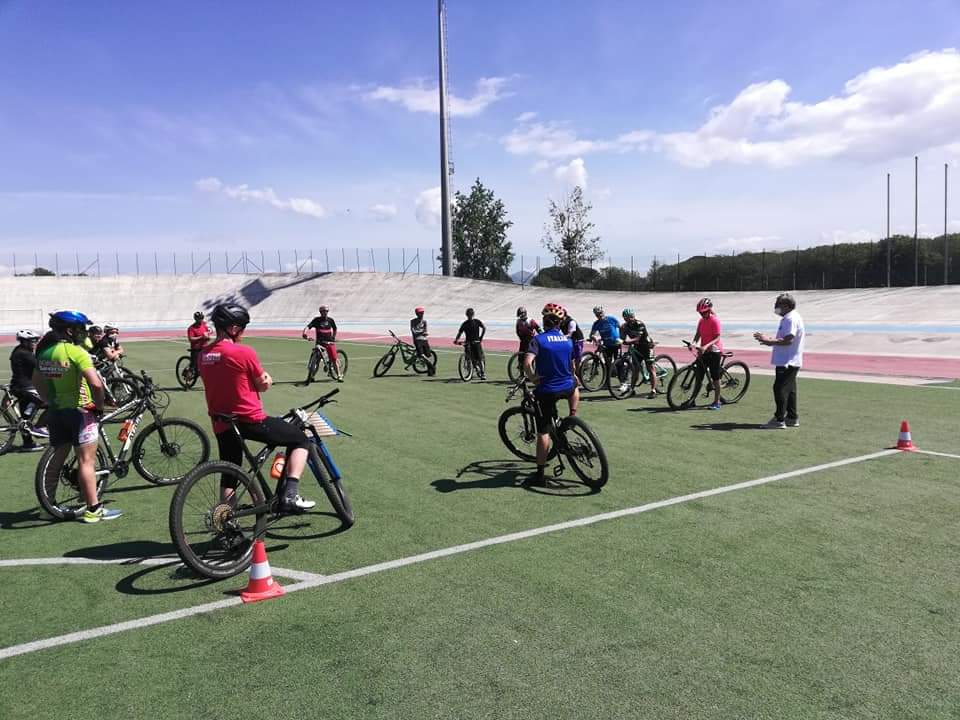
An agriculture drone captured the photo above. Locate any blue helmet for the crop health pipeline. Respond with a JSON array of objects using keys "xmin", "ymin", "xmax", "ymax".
[{"xmin": 49, "ymin": 310, "xmax": 92, "ymax": 328}]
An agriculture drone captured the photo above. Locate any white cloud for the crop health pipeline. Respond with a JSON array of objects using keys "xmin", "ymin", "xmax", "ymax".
[
  {"xmin": 195, "ymin": 177, "xmax": 326, "ymax": 219},
  {"xmin": 366, "ymin": 77, "xmax": 509, "ymax": 118},
  {"xmin": 502, "ymin": 122, "xmax": 612, "ymax": 159},
  {"xmin": 554, "ymin": 157, "xmax": 588, "ymax": 188},
  {"xmin": 370, "ymin": 203, "xmax": 398, "ymax": 221},
  {"xmin": 415, "ymin": 187, "xmax": 442, "ymax": 226},
  {"xmin": 715, "ymin": 235, "xmax": 784, "ymax": 251},
  {"xmin": 515, "ymin": 111, "xmax": 538, "ymax": 123},
  {"xmin": 820, "ymin": 229, "xmax": 874, "ymax": 244}
]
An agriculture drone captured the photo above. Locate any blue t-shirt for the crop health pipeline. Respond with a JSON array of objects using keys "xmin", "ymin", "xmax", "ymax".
[
  {"xmin": 527, "ymin": 328, "xmax": 575, "ymax": 394},
  {"xmin": 590, "ymin": 316, "xmax": 622, "ymax": 348}
]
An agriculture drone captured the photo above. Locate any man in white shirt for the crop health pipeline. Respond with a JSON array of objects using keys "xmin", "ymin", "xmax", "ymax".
[{"xmin": 753, "ymin": 293, "xmax": 804, "ymax": 429}]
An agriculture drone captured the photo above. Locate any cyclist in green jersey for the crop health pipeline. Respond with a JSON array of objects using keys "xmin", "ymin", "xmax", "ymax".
[
  {"xmin": 619, "ymin": 308, "xmax": 660, "ymax": 399},
  {"xmin": 34, "ymin": 310, "xmax": 119, "ymax": 523}
]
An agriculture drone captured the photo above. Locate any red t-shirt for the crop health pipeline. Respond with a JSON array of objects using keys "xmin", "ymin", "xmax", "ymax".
[
  {"xmin": 696, "ymin": 314, "xmax": 723, "ymax": 352},
  {"xmin": 198, "ymin": 339, "xmax": 268, "ymax": 433},
  {"xmin": 187, "ymin": 322, "xmax": 211, "ymax": 350}
]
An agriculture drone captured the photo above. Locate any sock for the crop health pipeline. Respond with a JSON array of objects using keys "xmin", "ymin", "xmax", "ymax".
[
  {"xmin": 536, "ymin": 465, "xmax": 545, "ymax": 478},
  {"xmin": 89, "ymin": 503, "xmax": 102, "ymax": 512},
  {"xmin": 284, "ymin": 478, "xmax": 300, "ymax": 500}
]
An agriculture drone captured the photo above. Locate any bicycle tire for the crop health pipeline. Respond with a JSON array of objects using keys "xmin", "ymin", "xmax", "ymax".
[
  {"xmin": 506, "ymin": 352, "xmax": 522, "ymax": 383},
  {"xmin": 607, "ymin": 355, "xmax": 638, "ymax": 400},
  {"xmin": 108, "ymin": 376, "xmax": 138, "ymax": 407},
  {"xmin": 719, "ymin": 361, "xmax": 751, "ymax": 405},
  {"xmin": 132, "ymin": 417, "xmax": 211, "ymax": 485},
  {"xmin": 169, "ymin": 461, "xmax": 266, "ymax": 579},
  {"xmin": 307, "ymin": 348, "xmax": 321, "ymax": 382},
  {"xmin": 497, "ymin": 406, "xmax": 539, "ymax": 462},
  {"xmin": 667, "ymin": 365, "xmax": 701, "ymax": 410},
  {"xmin": 653, "ymin": 354, "xmax": 677, "ymax": 388},
  {"xmin": 333, "ymin": 349, "xmax": 348, "ymax": 378},
  {"xmin": 0, "ymin": 403, "xmax": 18, "ymax": 454},
  {"xmin": 35, "ymin": 444, "xmax": 109, "ymax": 520},
  {"xmin": 557, "ymin": 416, "xmax": 609, "ymax": 489},
  {"xmin": 373, "ymin": 349, "xmax": 396, "ymax": 377},
  {"xmin": 307, "ymin": 442, "xmax": 354, "ymax": 527},
  {"xmin": 175, "ymin": 356, "xmax": 198, "ymax": 390},
  {"xmin": 578, "ymin": 352, "xmax": 607, "ymax": 392},
  {"xmin": 458, "ymin": 353, "xmax": 472, "ymax": 381}
]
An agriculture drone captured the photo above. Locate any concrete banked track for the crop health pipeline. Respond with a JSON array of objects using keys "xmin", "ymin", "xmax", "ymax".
[{"xmin": 1, "ymin": 273, "xmax": 958, "ymax": 380}]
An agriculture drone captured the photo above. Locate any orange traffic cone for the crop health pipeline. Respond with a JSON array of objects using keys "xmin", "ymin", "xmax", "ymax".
[
  {"xmin": 239, "ymin": 539, "xmax": 286, "ymax": 603},
  {"xmin": 892, "ymin": 420, "xmax": 918, "ymax": 452}
]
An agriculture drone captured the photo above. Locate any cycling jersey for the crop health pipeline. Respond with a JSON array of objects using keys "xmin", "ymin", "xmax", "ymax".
[
  {"xmin": 516, "ymin": 318, "xmax": 540, "ymax": 341},
  {"xmin": 590, "ymin": 316, "xmax": 622, "ymax": 348},
  {"xmin": 9, "ymin": 345, "xmax": 37, "ymax": 391},
  {"xmin": 527, "ymin": 328, "xmax": 576, "ymax": 394},
  {"xmin": 696, "ymin": 314, "xmax": 723, "ymax": 352},
  {"xmin": 307, "ymin": 316, "xmax": 337, "ymax": 343},
  {"xmin": 456, "ymin": 318, "xmax": 485, "ymax": 344},
  {"xmin": 36, "ymin": 340, "xmax": 94, "ymax": 410},
  {"xmin": 410, "ymin": 318, "xmax": 428, "ymax": 341},
  {"xmin": 187, "ymin": 321, "xmax": 211, "ymax": 350},
  {"xmin": 198, "ymin": 339, "xmax": 268, "ymax": 434},
  {"xmin": 621, "ymin": 320, "xmax": 652, "ymax": 350},
  {"xmin": 561, "ymin": 317, "xmax": 584, "ymax": 342}
]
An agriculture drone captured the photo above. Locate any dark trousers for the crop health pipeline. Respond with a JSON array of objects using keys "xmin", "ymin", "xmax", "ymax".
[{"xmin": 773, "ymin": 366, "xmax": 799, "ymax": 421}]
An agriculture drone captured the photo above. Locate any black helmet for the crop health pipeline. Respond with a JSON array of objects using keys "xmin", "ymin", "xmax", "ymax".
[
  {"xmin": 193, "ymin": 311, "xmax": 204, "ymax": 321},
  {"xmin": 211, "ymin": 303, "xmax": 251, "ymax": 331},
  {"xmin": 517, "ymin": 306, "xmax": 527, "ymax": 318},
  {"xmin": 88, "ymin": 325, "xmax": 103, "ymax": 335},
  {"xmin": 465, "ymin": 307, "xmax": 475, "ymax": 317}
]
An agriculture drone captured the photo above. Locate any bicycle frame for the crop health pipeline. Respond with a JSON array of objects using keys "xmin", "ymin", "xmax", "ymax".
[
  {"xmin": 388, "ymin": 331, "xmax": 422, "ymax": 366},
  {"xmin": 504, "ymin": 379, "xmax": 571, "ymax": 475}
]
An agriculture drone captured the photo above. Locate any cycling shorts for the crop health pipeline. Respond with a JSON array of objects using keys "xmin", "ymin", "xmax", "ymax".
[
  {"xmin": 317, "ymin": 341, "xmax": 338, "ymax": 360},
  {"xmin": 533, "ymin": 388, "xmax": 574, "ymax": 434},
  {"xmin": 702, "ymin": 351, "xmax": 722, "ymax": 381},
  {"xmin": 215, "ymin": 416, "xmax": 310, "ymax": 488},
  {"xmin": 48, "ymin": 408, "xmax": 98, "ymax": 447},
  {"xmin": 571, "ymin": 340, "xmax": 584, "ymax": 361}
]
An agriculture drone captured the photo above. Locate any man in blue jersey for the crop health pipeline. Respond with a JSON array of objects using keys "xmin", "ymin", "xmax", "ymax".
[
  {"xmin": 523, "ymin": 302, "xmax": 579, "ymax": 487},
  {"xmin": 589, "ymin": 305, "xmax": 623, "ymax": 367}
]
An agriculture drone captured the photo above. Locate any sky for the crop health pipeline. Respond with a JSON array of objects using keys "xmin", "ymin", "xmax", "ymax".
[{"xmin": 1, "ymin": 0, "xmax": 959, "ymax": 264}]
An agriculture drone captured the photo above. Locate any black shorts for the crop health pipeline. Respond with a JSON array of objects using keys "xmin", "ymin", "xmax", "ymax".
[
  {"xmin": 48, "ymin": 408, "xmax": 99, "ymax": 447},
  {"xmin": 465, "ymin": 341, "xmax": 484, "ymax": 363},
  {"xmin": 533, "ymin": 388, "xmax": 574, "ymax": 433},
  {"xmin": 215, "ymin": 416, "xmax": 310, "ymax": 479},
  {"xmin": 702, "ymin": 351, "xmax": 722, "ymax": 381},
  {"xmin": 12, "ymin": 387, "xmax": 43, "ymax": 420}
]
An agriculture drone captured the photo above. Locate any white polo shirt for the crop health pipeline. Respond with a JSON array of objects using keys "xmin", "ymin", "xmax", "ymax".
[{"xmin": 771, "ymin": 310, "xmax": 804, "ymax": 368}]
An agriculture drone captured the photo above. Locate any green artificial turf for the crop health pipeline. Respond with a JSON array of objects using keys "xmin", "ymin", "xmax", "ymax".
[{"xmin": 1, "ymin": 338, "xmax": 958, "ymax": 719}]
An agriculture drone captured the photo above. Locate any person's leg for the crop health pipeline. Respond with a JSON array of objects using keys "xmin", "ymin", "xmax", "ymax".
[
  {"xmin": 215, "ymin": 429, "xmax": 243, "ymax": 501},
  {"xmin": 785, "ymin": 367, "xmax": 799, "ymax": 423},
  {"xmin": 772, "ymin": 366, "xmax": 787, "ymax": 421},
  {"xmin": 325, "ymin": 342, "xmax": 341, "ymax": 377},
  {"xmin": 526, "ymin": 395, "xmax": 557, "ymax": 486},
  {"xmin": 476, "ymin": 343, "xmax": 486, "ymax": 377},
  {"xmin": 15, "ymin": 391, "xmax": 37, "ymax": 447},
  {"xmin": 240, "ymin": 417, "xmax": 313, "ymax": 508},
  {"xmin": 76, "ymin": 441, "xmax": 101, "ymax": 507}
]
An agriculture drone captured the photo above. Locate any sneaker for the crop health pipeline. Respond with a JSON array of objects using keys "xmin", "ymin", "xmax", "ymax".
[
  {"xmin": 280, "ymin": 495, "xmax": 316, "ymax": 513},
  {"xmin": 619, "ymin": 383, "xmax": 630, "ymax": 394},
  {"xmin": 20, "ymin": 443, "xmax": 45, "ymax": 453},
  {"xmin": 708, "ymin": 402, "xmax": 722, "ymax": 410},
  {"xmin": 30, "ymin": 428, "xmax": 50, "ymax": 438},
  {"xmin": 762, "ymin": 417, "xmax": 787, "ymax": 429},
  {"xmin": 785, "ymin": 418, "xmax": 800, "ymax": 427},
  {"xmin": 646, "ymin": 391, "xmax": 657, "ymax": 400},
  {"xmin": 336, "ymin": 375, "xmax": 345, "ymax": 383},
  {"xmin": 79, "ymin": 506, "xmax": 123, "ymax": 523}
]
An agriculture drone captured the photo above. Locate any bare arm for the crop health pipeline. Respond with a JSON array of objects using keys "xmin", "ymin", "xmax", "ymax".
[
  {"xmin": 522, "ymin": 353, "xmax": 538, "ymax": 383},
  {"xmin": 32, "ymin": 370, "xmax": 48, "ymax": 404},
  {"xmin": 80, "ymin": 367, "xmax": 106, "ymax": 410}
]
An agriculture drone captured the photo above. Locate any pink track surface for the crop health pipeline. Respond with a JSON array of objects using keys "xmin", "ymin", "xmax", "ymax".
[{"xmin": 4, "ymin": 328, "xmax": 959, "ymax": 379}]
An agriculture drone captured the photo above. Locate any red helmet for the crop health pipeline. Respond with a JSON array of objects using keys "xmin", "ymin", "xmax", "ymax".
[
  {"xmin": 541, "ymin": 303, "xmax": 567, "ymax": 321},
  {"xmin": 696, "ymin": 297, "xmax": 713, "ymax": 313},
  {"xmin": 414, "ymin": 307, "xmax": 425, "ymax": 314}
]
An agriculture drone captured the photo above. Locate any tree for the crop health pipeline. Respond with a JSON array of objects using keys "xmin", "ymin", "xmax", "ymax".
[
  {"xmin": 541, "ymin": 186, "xmax": 602, "ymax": 287},
  {"xmin": 451, "ymin": 178, "xmax": 514, "ymax": 282}
]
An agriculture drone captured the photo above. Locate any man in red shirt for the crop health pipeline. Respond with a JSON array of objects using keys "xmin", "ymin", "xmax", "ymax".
[
  {"xmin": 187, "ymin": 311, "xmax": 212, "ymax": 375},
  {"xmin": 198, "ymin": 304, "xmax": 315, "ymax": 512},
  {"xmin": 692, "ymin": 297, "xmax": 723, "ymax": 410},
  {"xmin": 301, "ymin": 305, "xmax": 342, "ymax": 382}
]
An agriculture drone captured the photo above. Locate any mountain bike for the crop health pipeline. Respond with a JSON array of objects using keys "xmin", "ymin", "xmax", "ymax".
[
  {"xmin": 35, "ymin": 371, "xmax": 211, "ymax": 520},
  {"xmin": 456, "ymin": 340, "xmax": 486, "ymax": 381},
  {"xmin": 175, "ymin": 351, "xmax": 200, "ymax": 390},
  {"xmin": 169, "ymin": 388, "xmax": 353, "ymax": 579},
  {"xmin": 607, "ymin": 346, "xmax": 677, "ymax": 400},
  {"xmin": 577, "ymin": 341, "xmax": 621, "ymax": 392},
  {"xmin": 305, "ymin": 340, "xmax": 348, "ymax": 383},
  {"xmin": 0, "ymin": 385, "xmax": 48, "ymax": 454},
  {"xmin": 497, "ymin": 379, "xmax": 608, "ymax": 489},
  {"xmin": 666, "ymin": 340, "xmax": 751, "ymax": 410},
  {"xmin": 507, "ymin": 352, "xmax": 537, "ymax": 383},
  {"xmin": 373, "ymin": 330, "xmax": 437, "ymax": 377},
  {"xmin": 97, "ymin": 357, "xmax": 139, "ymax": 405}
]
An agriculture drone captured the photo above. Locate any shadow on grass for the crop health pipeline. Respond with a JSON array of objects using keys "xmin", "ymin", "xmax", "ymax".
[
  {"xmin": 690, "ymin": 422, "xmax": 768, "ymax": 431},
  {"xmin": 0, "ymin": 506, "xmax": 59, "ymax": 530},
  {"xmin": 627, "ymin": 406, "xmax": 676, "ymax": 414},
  {"xmin": 264, "ymin": 510, "xmax": 351, "ymax": 542},
  {"xmin": 432, "ymin": 460, "xmax": 597, "ymax": 497}
]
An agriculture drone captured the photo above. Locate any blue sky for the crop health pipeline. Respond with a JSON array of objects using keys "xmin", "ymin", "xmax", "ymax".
[{"xmin": 1, "ymin": 0, "xmax": 959, "ymax": 264}]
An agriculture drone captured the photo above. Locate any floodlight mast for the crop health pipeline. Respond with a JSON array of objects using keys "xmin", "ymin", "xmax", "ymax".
[{"xmin": 438, "ymin": 0, "xmax": 453, "ymax": 276}]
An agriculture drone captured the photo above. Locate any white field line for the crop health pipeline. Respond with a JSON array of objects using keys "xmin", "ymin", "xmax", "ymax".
[
  {"xmin": 0, "ymin": 448, "xmax": 898, "ymax": 661},
  {"xmin": 916, "ymin": 449, "xmax": 960, "ymax": 460}
]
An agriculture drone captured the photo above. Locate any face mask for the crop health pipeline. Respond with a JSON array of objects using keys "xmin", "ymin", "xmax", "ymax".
[{"xmin": 775, "ymin": 307, "xmax": 785, "ymax": 316}]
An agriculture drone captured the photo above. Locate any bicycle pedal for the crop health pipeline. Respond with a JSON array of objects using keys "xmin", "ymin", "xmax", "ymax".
[{"xmin": 552, "ymin": 464, "xmax": 564, "ymax": 477}]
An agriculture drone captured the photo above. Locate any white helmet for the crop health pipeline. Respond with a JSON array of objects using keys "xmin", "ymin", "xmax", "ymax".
[{"xmin": 16, "ymin": 329, "xmax": 40, "ymax": 341}]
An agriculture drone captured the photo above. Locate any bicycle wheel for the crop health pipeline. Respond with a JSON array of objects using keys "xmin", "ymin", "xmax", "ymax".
[
  {"xmin": 498, "ymin": 406, "xmax": 539, "ymax": 462},
  {"xmin": 557, "ymin": 416, "xmax": 609, "ymax": 489},
  {"xmin": 35, "ymin": 444, "xmax": 109, "ymax": 520},
  {"xmin": 506, "ymin": 353, "xmax": 522, "ymax": 383},
  {"xmin": 334, "ymin": 349, "xmax": 348, "ymax": 378},
  {"xmin": 458, "ymin": 353, "xmax": 473, "ymax": 381},
  {"xmin": 307, "ymin": 442, "xmax": 354, "ymax": 527},
  {"xmin": 413, "ymin": 350, "xmax": 438, "ymax": 375},
  {"xmin": 373, "ymin": 349, "xmax": 396, "ymax": 377},
  {"xmin": 719, "ymin": 361, "xmax": 751, "ymax": 404},
  {"xmin": 108, "ymin": 376, "xmax": 139, "ymax": 407},
  {"xmin": 578, "ymin": 352, "xmax": 607, "ymax": 392},
  {"xmin": 0, "ymin": 403, "xmax": 19, "ymax": 454},
  {"xmin": 169, "ymin": 461, "xmax": 266, "ymax": 579},
  {"xmin": 667, "ymin": 365, "xmax": 701, "ymax": 410},
  {"xmin": 175, "ymin": 356, "xmax": 198, "ymax": 390},
  {"xmin": 653, "ymin": 354, "xmax": 677, "ymax": 390},
  {"xmin": 607, "ymin": 355, "xmax": 638, "ymax": 399},
  {"xmin": 307, "ymin": 349, "xmax": 321, "ymax": 382},
  {"xmin": 132, "ymin": 417, "xmax": 211, "ymax": 485}
]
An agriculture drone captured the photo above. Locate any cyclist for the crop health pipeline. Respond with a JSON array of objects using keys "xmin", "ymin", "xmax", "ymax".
[
  {"xmin": 589, "ymin": 305, "xmax": 623, "ymax": 368},
  {"xmin": 198, "ymin": 304, "xmax": 315, "ymax": 513},
  {"xmin": 410, "ymin": 306, "xmax": 435, "ymax": 376},
  {"xmin": 33, "ymin": 311, "xmax": 119, "ymax": 523},
  {"xmin": 691, "ymin": 297, "xmax": 723, "ymax": 410},
  {"xmin": 101, "ymin": 325, "xmax": 125, "ymax": 358},
  {"xmin": 301, "ymin": 305, "xmax": 343, "ymax": 382},
  {"xmin": 523, "ymin": 303, "xmax": 579, "ymax": 487},
  {"xmin": 454, "ymin": 307, "xmax": 486, "ymax": 380},
  {"xmin": 8, "ymin": 329, "xmax": 47, "ymax": 451},
  {"xmin": 560, "ymin": 312, "xmax": 585, "ymax": 380},
  {"xmin": 187, "ymin": 311, "xmax": 212, "ymax": 375},
  {"xmin": 515, "ymin": 306, "xmax": 540, "ymax": 354},
  {"xmin": 619, "ymin": 308, "xmax": 660, "ymax": 399},
  {"xmin": 87, "ymin": 325, "xmax": 121, "ymax": 363}
]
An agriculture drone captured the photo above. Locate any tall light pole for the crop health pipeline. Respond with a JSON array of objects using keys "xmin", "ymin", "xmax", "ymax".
[
  {"xmin": 946, "ymin": 163, "xmax": 950, "ymax": 285},
  {"xmin": 438, "ymin": 0, "xmax": 453, "ymax": 276},
  {"xmin": 886, "ymin": 172, "xmax": 891, "ymax": 288},
  {"xmin": 914, "ymin": 155, "xmax": 919, "ymax": 286}
]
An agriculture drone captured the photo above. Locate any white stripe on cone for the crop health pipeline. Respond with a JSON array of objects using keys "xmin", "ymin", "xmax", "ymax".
[{"xmin": 249, "ymin": 561, "xmax": 273, "ymax": 583}]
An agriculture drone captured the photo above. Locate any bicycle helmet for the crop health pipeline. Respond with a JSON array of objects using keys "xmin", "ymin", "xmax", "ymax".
[
  {"xmin": 193, "ymin": 311, "xmax": 204, "ymax": 321},
  {"xmin": 49, "ymin": 310, "xmax": 92, "ymax": 329},
  {"xmin": 696, "ymin": 297, "xmax": 713, "ymax": 313},
  {"xmin": 517, "ymin": 306, "xmax": 527, "ymax": 318},
  {"xmin": 15, "ymin": 329, "xmax": 40, "ymax": 341},
  {"xmin": 465, "ymin": 307, "xmax": 474, "ymax": 317},
  {"xmin": 622, "ymin": 308, "xmax": 635, "ymax": 319},
  {"xmin": 88, "ymin": 325, "xmax": 103, "ymax": 335},
  {"xmin": 414, "ymin": 306, "xmax": 425, "ymax": 314},
  {"xmin": 210, "ymin": 303, "xmax": 251, "ymax": 331},
  {"xmin": 318, "ymin": 305, "xmax": 329, "ymax": 313},
  {"xmin": 541, "ymin": 303, "xmax": 567, "ymax": 321},
  {"xmin": 104, "ymin": 325, "xmax": 118, "ymax": 334},
  {"xmin": 592, "ymin": 305, "xmax": 604, "ymax": 315}
]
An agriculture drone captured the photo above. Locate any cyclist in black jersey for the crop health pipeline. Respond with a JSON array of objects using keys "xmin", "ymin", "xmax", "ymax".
[
  {"xmin": 8, "ymin": 329, "xmax": 47, "ymax": 450},
  {"xmin": 302, "ymin": 305, "xmax": 343, "ymax": 381},
  {"xmin": 454, "ymin": 308, "xmax": 486, "ymax": 380},
  {"xmin": 619, "ymin": 308, "xmax": 660, "ymax": 398},
  {"xmin": 410, "ymin": 307, "xmax": 436, "ymax": 376}
]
